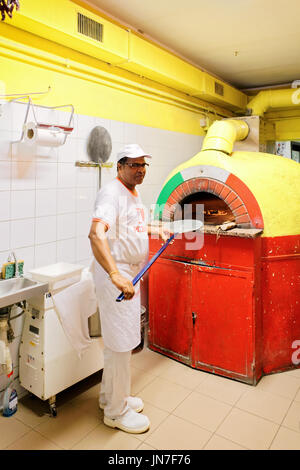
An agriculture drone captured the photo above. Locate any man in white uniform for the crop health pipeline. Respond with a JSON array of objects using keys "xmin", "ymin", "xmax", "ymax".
[{"xmin": 89, "ymin": 144, "xmax": 169, "ymax": 434}]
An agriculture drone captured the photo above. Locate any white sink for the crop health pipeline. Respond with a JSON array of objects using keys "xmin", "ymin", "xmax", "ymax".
[
  {"xmin": 0, "ymin": 277, "xmax": 49, "ymax": 309},
  {"xmin": 28, "ymin": 262, "xmax": 83, "ymax": 282}
]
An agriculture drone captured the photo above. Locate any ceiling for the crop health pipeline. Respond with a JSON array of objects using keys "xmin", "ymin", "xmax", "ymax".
[{"xmin": 85, "ymin": 0, "xmax": 300, "ymax": 91}]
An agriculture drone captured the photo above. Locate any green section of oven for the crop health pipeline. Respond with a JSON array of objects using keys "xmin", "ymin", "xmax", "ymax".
[{"xmin": 154, "ymin": 172, "xmax": 184, "ymax": 220}]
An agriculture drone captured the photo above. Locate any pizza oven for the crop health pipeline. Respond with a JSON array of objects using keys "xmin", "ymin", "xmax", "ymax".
[
  {"xmin": 174, "ymin": 192, "xmax": 235, "ymax": 226},
  {"xmin": 148, "ymin": 118, "xmax": 300, "ymax": 385}
]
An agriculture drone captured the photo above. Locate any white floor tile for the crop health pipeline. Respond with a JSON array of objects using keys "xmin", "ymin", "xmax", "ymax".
[
  {"xmin": 281, "ymin": 401, "xmax": 300, "ymax": 433},
  {"xmin": 256, "ymin": 372, "xmax": 300, "ymax": 400},
  {"xmin": 270, "ymin": 426, "xmax": 300, "ymax": 450},
  {"xmin": 235, "ymin": 389, "xmax": 292, "ymax": 424},
  {"xmin": 217, "ymin": 408, "xmax": 279, "ymax": 450}
]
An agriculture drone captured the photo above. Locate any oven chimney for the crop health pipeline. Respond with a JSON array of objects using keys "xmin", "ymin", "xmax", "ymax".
[{"xmin": 201, "ymin": 119, "xmax": 249, "ymax": 155}]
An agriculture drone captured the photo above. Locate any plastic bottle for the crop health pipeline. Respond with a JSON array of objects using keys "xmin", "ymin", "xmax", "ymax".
[
  {"xmin": 0, "ymin": 317, "xmax": 13, "ymax": 376},
  {"xmin": 2, "ymin": 386, "xmax": 18, "ymax": 417}
]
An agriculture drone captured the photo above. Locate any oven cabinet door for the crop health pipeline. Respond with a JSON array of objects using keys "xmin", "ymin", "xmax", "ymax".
[
  {"xmin": 191, "ymin": 265, "xmax": 255, "ymax": 383},
  {"xmin": 148, "ymin": 258, "xmax": 193, "ymax": 365}
]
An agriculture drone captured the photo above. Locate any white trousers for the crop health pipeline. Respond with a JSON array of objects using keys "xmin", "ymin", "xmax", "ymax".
[{"xmin": 100, "ymin": 346, "xmax": 132, "ymax": 419}]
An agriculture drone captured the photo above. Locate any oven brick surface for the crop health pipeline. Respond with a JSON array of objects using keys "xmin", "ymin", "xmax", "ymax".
[
  {"xmin": 224, "ymin": 190, "xmax": 239, "ymax": 205},
  {"xmin": 159, "ymin": 168, "xmax": 264, "ymax": 229},
  {"xmin": 235, "ymin": 214, "xmax": 251, "ymax": 224},
  {"xmin": 230, "ymin": 197, "xmax": 245, "ymax": 211},
  {"xmin": 232, "ymin": 205, "xmax": 248, "ymax": 218},
  {"xmin": 218, "ymin": 186, "xmax": 232, "ymax": 200}
]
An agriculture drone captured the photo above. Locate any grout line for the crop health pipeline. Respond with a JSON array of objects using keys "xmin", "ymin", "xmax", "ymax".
[
  {"xmin": 204, "ymin": 432, "xmax": 249, "ymax": 450},
  {"xmin": 131, "ymin": 374, "xmax": 157, "ymax": 397},
  {"xmin": 217, "ymin": 434, "xmax": 251, "ymax": 451},
  {"xmin": 136, "ymin": 441, "xmax": 158, "ymax": 450},
  {"xmin": 142, "ymin": 408, "xmax": 172, "ymax": 448},
  {"xmin": 207, "ymin": 400, "xmax": 234, "ymax": 434},
  {"xmin": 68, "ymin": 423, "xmax": 103, "ymax": 450},
  {"xmin": 211, "ymin": 403, "xmax": 274, "ymax": 451},
  {"xmin": 4, "ymin": 372, "xmax": 300, "ymax": 450},
  {"xmin": 268, "ymin": 395, "xmax": 300, "ymax": 449},
  {"xmin": 191, "ymin": 384, "xmax": 248, "ymax": 408},
  {"xmin": 32, "ymin": 427, "xmax": 69, "ymax": 450},
  {"xmin": 230, "ymin": 403, "xmax": 285, "ymax": 427},
  {"xmin": 268, "ymin": 427, "xmax": 283, "ymax": 450},
  {"xmin": 2, "ymin": 426, "xmax": 32, "ymax": 450}
]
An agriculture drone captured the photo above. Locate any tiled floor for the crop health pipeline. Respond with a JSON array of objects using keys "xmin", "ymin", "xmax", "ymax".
[{"xmin": 1, "ymin": 347, "xmax": 300, "ymax": 450}]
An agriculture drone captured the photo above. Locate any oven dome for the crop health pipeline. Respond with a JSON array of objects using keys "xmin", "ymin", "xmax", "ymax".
[{"xmin": 155, "ymin": 149, "xmax": 300, "ymax": 238}]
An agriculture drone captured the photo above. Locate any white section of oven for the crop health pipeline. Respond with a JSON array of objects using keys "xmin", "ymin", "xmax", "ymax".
[{"xmin": 180, "ymin": 165, "xmax": 230, "ymax": 183}]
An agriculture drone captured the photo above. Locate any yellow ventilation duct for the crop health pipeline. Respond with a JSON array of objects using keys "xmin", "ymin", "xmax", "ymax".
[
  {"xmin": 247, "ymin": 87, "xmax": 300, "ymax": 116},
  {"xmin": 201, "ymin": 119, "xmax": 249, "ymax": 154},
  {"xmin": 4, "ymin": 0, "xmax": 247, "ymax": 112}
]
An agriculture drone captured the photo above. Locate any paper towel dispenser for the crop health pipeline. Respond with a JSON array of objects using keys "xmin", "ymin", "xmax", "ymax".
[{"xmin": 10, "ymin": 96, "xmax": 74, "ymax": 146}]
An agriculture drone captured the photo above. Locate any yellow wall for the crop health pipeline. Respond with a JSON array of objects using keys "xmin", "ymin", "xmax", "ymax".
[
  {"xmin": 274, "ymin": 119, "xmax": 300, "ymax": 141},
  {"xmin": 1, "ymin": 0, "xmax": 300, "ymax": 140},
  {"xmin": 0, "ymin": 53, "xmax": 201, "ymax": 135},
  {"xmin": 0, "ymin": 2, "xmax": 234, "ymax": 137},
  {"xmin": 2, "ymin": 0, "xmax": 247, "ymax": 111},
  {"xmin": 0, "ymin": 33, "xmax": 204, "ymax": 135}
]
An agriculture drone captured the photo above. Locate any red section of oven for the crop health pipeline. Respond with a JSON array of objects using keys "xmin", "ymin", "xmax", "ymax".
[
  {"xmin": 191, "ymin": 265, "xmax": 254, "ymax": 377},
  {"xmin": 148, "ymin": 234, "xmax": 300, "ymax": 384},
  {"xmin": 149, "ymin": 233, "xmax": 260, "ymax": 270},
  {"xmin": 261, "ymin": 235, "xmax": 300, "ymax": 374},
  {"xmin": 148, "ymin": 259, "xmax": 193, "ymax": 364},
  {"xmin": 226, "ymin": 173, "xmax": 264, "ymax": 228},
  {"xmin": 148, "ymin": 257, "xmax": 259, "ymax": 384},
  {"xmin": 164, "ymin": 174, "xmax": 264, "ymax": 229},
  {"xmin": 148, "ymin": 235, "xmax": 262, "ymax": 384}
]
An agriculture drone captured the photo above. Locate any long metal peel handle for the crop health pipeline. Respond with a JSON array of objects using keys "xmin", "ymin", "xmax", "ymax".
[{"xmin": 116, "ymin": 234, "xmax": 176, "ymax": 302}]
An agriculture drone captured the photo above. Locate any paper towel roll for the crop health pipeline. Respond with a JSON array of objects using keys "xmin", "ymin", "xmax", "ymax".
[{"xmin": 24, "ymin": 122, "xmax": 65, "ymax": 147}]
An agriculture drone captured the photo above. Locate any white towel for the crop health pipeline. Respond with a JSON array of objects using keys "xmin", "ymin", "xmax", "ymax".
[{"xmin": 52, "ymin": 278, "xmax": 98, "ymax": 358}]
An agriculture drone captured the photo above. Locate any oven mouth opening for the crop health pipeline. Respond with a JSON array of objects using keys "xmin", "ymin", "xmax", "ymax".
[{"xmin": 174, "ymin": 192, "xmax": 235, "ymax": 226}]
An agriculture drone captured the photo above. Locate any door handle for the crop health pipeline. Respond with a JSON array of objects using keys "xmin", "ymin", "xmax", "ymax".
[{"xmin": 192, "ymin": 312, "xmax": 197, "ymax": 326}]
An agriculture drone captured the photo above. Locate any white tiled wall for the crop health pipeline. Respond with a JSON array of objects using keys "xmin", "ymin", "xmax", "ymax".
[{"xmin": 0, "ymin": 99, "xmax": 203, "ymax": 398}]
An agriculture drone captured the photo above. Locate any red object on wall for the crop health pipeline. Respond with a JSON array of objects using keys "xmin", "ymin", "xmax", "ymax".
[{"xmin": 148, "ymin": 233, "xmax": 300, "ymax": 385}]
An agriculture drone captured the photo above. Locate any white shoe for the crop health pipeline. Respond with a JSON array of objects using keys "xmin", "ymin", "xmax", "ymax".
[
  {"xmin": 99, "ymin": 396, "xmax": 144, "ymax": 413},
  {"xmin": 104, "ymin": 408, "xmax": 150, "ymax": 434}
]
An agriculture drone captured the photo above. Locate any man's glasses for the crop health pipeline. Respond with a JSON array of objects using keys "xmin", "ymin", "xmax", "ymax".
[{"xmin": 125, "ymin": 162, "xmax": 149, "ymax": 169}]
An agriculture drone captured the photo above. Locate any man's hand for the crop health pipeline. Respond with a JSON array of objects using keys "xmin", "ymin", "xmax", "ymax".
[
  {"xmin": 158, "ymin": 225, "xmax": 173, "ymax": 242},
  {"xmin": 110, "ymin": 272, "xmax": 135, "ymax": 300},
  {"xmin": 148, "ymin": 223, "xmax": 173, "ymax": 242}
]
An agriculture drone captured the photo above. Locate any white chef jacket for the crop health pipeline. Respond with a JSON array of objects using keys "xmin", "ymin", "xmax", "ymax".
[{"xmin": 92, "ymin": 177, "xmax": 149, "ymax": 352}]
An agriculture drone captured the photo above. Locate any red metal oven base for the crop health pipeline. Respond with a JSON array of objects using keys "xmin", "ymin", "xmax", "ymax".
[
  {"xmin": 148, "ymin": 233, "xmax": 300, "ymax": 385},
  {"xmin": 261, "ymin": 235, "xmax": 300, "ymax": 375}
]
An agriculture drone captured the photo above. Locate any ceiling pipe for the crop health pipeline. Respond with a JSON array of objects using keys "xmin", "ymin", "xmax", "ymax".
[
  {"xmin": 247, "ymin": 83, "xmax": 300, "ymax": 116},
  {"xmin": 241, "ymin": 82, "xmax": 293, "ymax": 94},
  {"xmin": 201, "ymin": 119, "xmax": 249, "ymax": 155}
]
